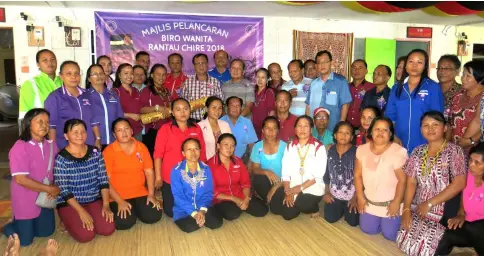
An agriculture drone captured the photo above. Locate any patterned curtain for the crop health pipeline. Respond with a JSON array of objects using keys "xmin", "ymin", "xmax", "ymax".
[{"xmin": 293, "ymin": 31, "xmax": 354, "ymax": 79}]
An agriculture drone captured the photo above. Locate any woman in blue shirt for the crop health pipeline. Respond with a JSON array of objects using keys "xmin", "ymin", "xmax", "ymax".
[
  {"xmin": 85, "ymin": 64, "xmax": 124, "ymax": 150},
  {"xmin": 250, "ymin": 116, "xmax": 287, "ymax": 203},
  {"xmin": 171, "ymin": 138, "xmax": 223, "ymax": 233},
  {"xmin": 385, "ymin": 49, "xmax": 444, "ymax": 153}
]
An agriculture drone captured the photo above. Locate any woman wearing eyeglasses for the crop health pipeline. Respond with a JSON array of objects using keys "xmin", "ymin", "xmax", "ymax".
[
  {"xmin": 437, "ymin": 55, "xmax": 462, "ymax": 120},
  {"xmin": 44, "ymin": 61, "xmax": 102, "ymax": 150},
  {"xmin": 85, "ymin": 64, "xmax": 124, "ymax": 151},
  {"xmin": 311, "ymin": 107, "xmax": 333, "ymax": 146}
]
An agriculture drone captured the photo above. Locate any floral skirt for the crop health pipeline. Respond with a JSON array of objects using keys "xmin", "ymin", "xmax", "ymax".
[{"xmin": 396, "ymin": 212, "xmax": 445, "ymax": 256}]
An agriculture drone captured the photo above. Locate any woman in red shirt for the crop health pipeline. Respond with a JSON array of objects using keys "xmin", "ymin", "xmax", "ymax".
[
  {"xmin": 252, "ymin": 68, "xmax": 276, "ymax": 139},
  {"xmin": 112, "ymin": 63, "xmax": 143, "ymax": 141},
  {"xmin": 208, "ymin": 133, "xmax": 268, "ymax": 220},
  {"xmin": 153, "ymin": 98, "xmax": 207, "ymax": 217},
  {"xmin": 140, "ymin": 64, "xmax": 171, "ymax": 157}
]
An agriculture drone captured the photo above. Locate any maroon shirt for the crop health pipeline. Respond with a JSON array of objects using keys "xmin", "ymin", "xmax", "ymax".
[
  {"xmin": 112, "ymin": 86, "xmax": 143, "ymax": 136},
  {"xmin": 269, "ymin": 79, "xmax": 286, "ymax": 92},
  {"xmin": 276, "ymin": 113, "xmax": 297, "ymax": 143},
  {"xmin": 252, "ymin": 88, "xmax": 276, "ymax": 139},
  {"xmin": 347, "ymin": 80, "xmax": 374, "ymax": 128},
  {"xmin": 139, "ymin": 86, "xmax": 171, "ymax": 131}
]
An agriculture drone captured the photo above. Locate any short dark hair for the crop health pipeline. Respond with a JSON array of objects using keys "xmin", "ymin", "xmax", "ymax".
[
  {"xmin": 464, "ymin": 60, "xmax": 484, "ymax": 85},
  {"xmin": 168, "ymin": 53, "xmax": 183, "ymax": 63},
  {"xmin": 36, "ymin": 49, "xmax": 55, "ymax": 63},
  {"xmin": 182, "ymin": 138, "xmax": 201, "ymax": 152},
  {"xmin": 361, "ymin": 106, "xmax": 383, "ymax": 118},
  {"xmin": 217, "ymin": 133, "xmax": 237, "ymax": 146},
  {"xmin": 59, "ymin": 60, "xmax": 80, "ymax": 73},
  {"xmin": 353, "ymin": 59, "xmax": 368, "ymax": 69},
  {"xmin": 85, "ymin": 64, "xmax": 104, "ymax": 89},
  {"xmin": 420, "ymin": 110, "xmax": 446, "ymax": 126},
  {"xmin": 469, "ymin": 143, "xmax": 484, "ymax": 179},
  {"xmin": 135, "ymin": 51, "xmax": 149, "ymax": 60},
  {"xmin": 304, "ymin": 59, "xmax": 316, "ymax": 67},
  {"xmin": 170, "ymin": 98, "xmax": 197, "ymax": 128},
  {"xmin": 367, "ymin": 116, "xmax": 395, "ymax": 142},
  {"xmin": 256, "ymin": 68, "xmax": 269, "ymax": 79},
  {"xmin": 230, "ymin": 59, "xmax": 246, "ymax": 70},
  {"xmin": 288, "ymin": 59, "xmax": 304, "ymax": 70},
  {"xmin": 332, "ymin": 121, "xmax": 354, "ymax": 143},
  {"xmin": 133, "ymin": 65, "xmax": 146, "ymax": 74},
  {"xmin": 276, "ymin": 90, "xmax": 293, "ymax": 102},
  {"xmin": 377, "ymin": 64, "xmax": 392, "ymax": 78},
  {"xmin": 20, "ymin": 108, "xmax": 50, "ymax": 142},
  {"xmin": 147, "ymin": 64, "xmax": 167, "ymax": 91},
  {"xmin": 295, "ymin": 115, "xmax": 314, "ymax": 129},
  {"xmin": 262, "ymin": 116, "xmax": 280, "ymax": 130},
  {"xmin": 438, "ymin": 54, "xmax": 461, "ymax": 70},
  {"xmin": 226, "ymin": 96, "xmax": 243, "ymax": 107},
  {"xmin": 96, "ymin": 55, "xmax": 110, "ymax": 64},
  {"xmin": 113, "ymin": 63, "xmax": 133, "ymax": 88},
  {"xmin": 192, "ymin": 53, "xmax": 209, "ymax": 65},
  {"xmin": 267, "ymin": 63, "xmax": 281, "ymax": 71},
  {"xmin": 205, "ymin": 96, "xmax": 223, "ymax": 108},
  {"xmin": 111, "ymin": 117, "xmax": 132, "ymax": 133},
  {"xmin": 63, "ymin": 119, "xmax": 87, "ymax": 134},
  {"xmin": 315, "ymin": 50, "xmax": 332, "ymax": 62}
]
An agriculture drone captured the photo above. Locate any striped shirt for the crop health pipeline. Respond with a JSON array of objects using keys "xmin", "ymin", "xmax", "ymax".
[
  {"xmin": 181, "ymin": 74, "xmax": 224, "ymax": 121},
  {"xmin": 54, "ymin": 146, "xmax": 109, "ymax": 207},
  {"xmin": 222, "ymin": 79, "xmax": 255, "ymax": 108}
]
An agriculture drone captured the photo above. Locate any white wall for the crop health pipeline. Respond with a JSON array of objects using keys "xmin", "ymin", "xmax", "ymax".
[{"xmin": 1, "ymin": 5, "xmax": 481, "ymax": 86}]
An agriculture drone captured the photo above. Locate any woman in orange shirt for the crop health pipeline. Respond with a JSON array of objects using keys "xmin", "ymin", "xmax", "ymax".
[{"xmin": 103, "ymin": 118, "xmax": 162, "ymax": 230}]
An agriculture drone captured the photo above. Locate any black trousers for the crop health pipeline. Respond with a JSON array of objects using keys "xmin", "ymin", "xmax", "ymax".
[
  {"xmin": 142, "ymin": 128, "xmax": 158, "ymax": 158},
  {"xmin": 109, "ymin": 195, "xmax": 162, "ymax": 230},
  {"xmin": 174, "ymin": 208, "xmax": 223, "ymax": 233},
  {"xmin": 213, "ymin": 197, "xmax": 268, "ymax": 221},
  {"xmin": 323, "ymin": 198, "xmax": 359, "ymax": 227},
  {"xmin": 435, "ymin": 219, "xmax": 484, "ymax": 256},
  {"xmin": 162, "ymin": 183, "xmax": 174, "ymax": 218},
  {"xmin": 269, "ymin": 187, "xmax": 322, "ymax": 220},
  {"xmin": 253, "ymin": 174, "xmax": 273, "ymax": 202}
]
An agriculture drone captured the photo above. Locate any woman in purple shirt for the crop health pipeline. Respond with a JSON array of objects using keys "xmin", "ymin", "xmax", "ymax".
[
  {"xmin": 3, "ymin": 108, "xmax": 60, "ymax": 246},
  {"xmin": 44, "ymin": 61, "xmax": 102, "ymax": 149}
]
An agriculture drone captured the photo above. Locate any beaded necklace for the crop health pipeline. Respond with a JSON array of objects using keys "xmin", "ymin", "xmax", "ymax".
[{"xmin": 421, "ymin": 140, "xmax": 447, "ymax": 176}]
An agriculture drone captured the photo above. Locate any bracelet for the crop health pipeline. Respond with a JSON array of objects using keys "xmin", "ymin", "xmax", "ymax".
[{"xmin": 402, "ymin": 208, "xmax": 411, "ymax": 213}]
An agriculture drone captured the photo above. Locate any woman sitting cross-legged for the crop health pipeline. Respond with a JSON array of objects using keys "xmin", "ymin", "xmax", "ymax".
[
  {"xmin": 54, "ymin": 119, "xmax": 115, "ymax": 243},
  {"xmin": 208, "ymin": 133, "xmax": 269, "ymax": 220},
  {"xmin": 250, "ymin": 116, "xmax": 287, "ymax": 203},
  {"xmin": 171, "ymin": 138, "xmax": 223, "ymax": 233},
  {"xmin": 323, "ymin": 121, "xmax": 359, "ymax": 226},
  {"xmin": 3, "ymin": 109, "xmax": 59, "ymax": 246},
  {"xmin": 103, "ymin": 118, "xmax": 162, "ymax": 230},
  {"xmin": 354, "ymin": 117, "xmax": 408, "ymax": 241},
  {"xmin": 270, "ymin": 115, "xmax": 327, "ymax": 220}
]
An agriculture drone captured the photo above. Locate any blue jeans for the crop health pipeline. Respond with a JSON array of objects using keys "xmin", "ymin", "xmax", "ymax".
[{"xmin": 3, "ymin": 208, "xmax": 55, "ymax": 246}]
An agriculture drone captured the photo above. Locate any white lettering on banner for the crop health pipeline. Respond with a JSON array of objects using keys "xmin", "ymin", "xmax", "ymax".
[
  {"xmin": 172, "ymin": 22, "xmax": 229, "ymax": 38},
  {"xmin": 161, "ymin": 35, "xmax": 181, "ymax": 42},
  {"xmin": 148, "ymin": 44, "xmax": 180, "ymax": 51},
  {"xmin": 181, "ymin": 44, "xmax": 205, "ymax": 52},
  {"xmin": 141, "ymin": 23, "xmax": 172, "ymax": 37},
  {"xmin": 182, "ymin": 35, "xmax": 213, "ymax": 43}
]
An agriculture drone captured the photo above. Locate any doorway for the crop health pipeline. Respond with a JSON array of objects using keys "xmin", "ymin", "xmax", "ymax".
[{"xmin": 0, "ymin": 28, "xmax": 15, "ymax": 85}]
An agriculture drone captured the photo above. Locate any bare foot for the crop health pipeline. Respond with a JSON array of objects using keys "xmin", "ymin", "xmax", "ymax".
[
  {"xmin": 3, "ymin": 235, "xmax": 13, "ymax": 256},
  {"xmin": 5, "ymin": 234, "xmax": 20, "ymax": 256},
  {"xmin": 57, "ymin": 222, "xmax": 66, "ymax": 234},
  {"xmin": 44, "ymin": 239, "xmax": 58, "ymax": 256}
]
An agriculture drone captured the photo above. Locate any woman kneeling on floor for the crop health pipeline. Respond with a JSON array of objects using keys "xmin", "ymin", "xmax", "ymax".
[
  {"xmin": 103, "ymin": 118, "xmax": 162, "ymax": 230},
  {"xmin": 171, "ymin": 138, "xmax": 223, "ymax": 233},
  {"xmin": 270, "ymin": 115, "xmax": 327, "ymax": 220},
  {"xmin": 54, "ymin": 119, "xmax": 115, "ymax": 243},
  {"xmin": 208, "ymin": 133, "xmax": 269, "ymax": 220},
  {"xmin": 323, "ymin": 121, "xmax": 359, "ymax": 226}
]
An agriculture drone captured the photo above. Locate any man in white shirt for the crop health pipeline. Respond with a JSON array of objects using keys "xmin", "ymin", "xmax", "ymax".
[{"xmin": 281, "ymin": 60, "xmax": 313, "ymax": 116}]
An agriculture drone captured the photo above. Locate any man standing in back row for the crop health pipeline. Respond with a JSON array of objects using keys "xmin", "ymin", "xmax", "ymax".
[
  {"xmin": 281, "ymin": 59, "xmax": 312, "ymax": 116},
  {"xmin": 208, "ymin": 50, "xmax": 232, "ymax": 84},
  {"xmin": 305, "ymin": 50, "xmax": 352, "ymax": 132},
  {"xmin": 346, "ymin": 59, "xmax": 374, "ymax": 129}
]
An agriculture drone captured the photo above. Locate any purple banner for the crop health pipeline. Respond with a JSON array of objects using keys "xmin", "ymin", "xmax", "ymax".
[{"xmin": 95, "ymin": 11, "xmax": 264, "ymax": 80}]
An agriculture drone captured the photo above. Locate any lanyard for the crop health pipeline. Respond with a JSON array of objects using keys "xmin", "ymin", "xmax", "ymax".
[{"xmin": 297, "ymin": 144, "xmax": 310, "ymax": 176}]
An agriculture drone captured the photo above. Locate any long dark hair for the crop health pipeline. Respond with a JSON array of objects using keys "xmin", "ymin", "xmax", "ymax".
[
  {"xmin": 113, "ymin": 63, "xmax": 133, "ymax": 88},
  {"xmin": 170, "ymin": 98, "xmax": 197, "ymax": 128},
  {"xmin": 396, "ymin": 49, "xmax": 429, "ymax": 98},
  {"xmin": 85, "ymin": 64, "xmax": 105, "ymax": 90},
  {"xmin": 147, "ymin": 64, "xmax": 167, "ymax": 93},
  {"xmin": 20, "ymin": 108, "xmax": 50, "ymax": 142}
]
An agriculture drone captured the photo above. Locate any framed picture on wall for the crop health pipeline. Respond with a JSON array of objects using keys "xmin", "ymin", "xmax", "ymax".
[{"xmin": 0, "ymin": 8, "xmax": 5, "ymax": 22}]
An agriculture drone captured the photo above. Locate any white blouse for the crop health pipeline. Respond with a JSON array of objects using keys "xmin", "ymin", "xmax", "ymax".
[{"xmin": 281, "ymin": 139, "xmax": 327, "ymax": 197}]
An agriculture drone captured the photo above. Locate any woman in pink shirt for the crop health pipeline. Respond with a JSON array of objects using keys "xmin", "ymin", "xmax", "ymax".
[{"xmin": 435, "ymin": 142, "xmax": 484, "ymax": 255}]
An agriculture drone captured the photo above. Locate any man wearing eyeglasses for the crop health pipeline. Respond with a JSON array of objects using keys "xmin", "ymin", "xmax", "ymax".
[
  {"xmin": 437, "ymin": 55, "xmax": 462, "ymax": 120},
  {"xmin": 181, "ymin": 53, "xmax": 224, "ymax": 122},
  {"xmin": 305, "ymin": 50, "xmax": 352, "ymax": 132}
]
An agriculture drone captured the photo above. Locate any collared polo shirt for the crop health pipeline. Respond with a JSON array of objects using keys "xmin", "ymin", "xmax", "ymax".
[
  {"xmin": 222, "ymin": 79, "xmax": 255, "ymax": 109},
  {"xmin": 44, "ymin": 86, "xmax": 100, "ymax": 149},
  {"xmin": 181, "ymin": 74, "xmax": 224, "ymax": 121},
  {"xmin": 112, "ymin": 86, "xmax": 143, "ymax": 136},
  {"xmin": 360, "ymin": 86, "xmax": 391, "ymax": 112},
  {"xmin": 305, "ymin": 72, "xmax": 352, "ymax": 132},
  {"xmin": 208, "ymin": 67, "xmax": 231, "ymax": 84},
  {"xmin": 132, "ymin": 83, "xmax": 147, "ymax": 93},
  {"xmin": 347, "ymin": 80, "xmax": 374, "ymax": 127},
  {"xmin": 269, "ymin": 79, "xmax": 286, "ymax": 92},
  {"xmin": 9, "ymin": 139, "xmax": 58, "ymax": 219},
  {"xmin": 312, "ymin": 128, "xmax": 333, "ymax": 146},
  {"xmin": 276, "ymin": 113, "xmax": 297, "ymax": 143},
  {"xmin": 103, "ymin": 139, "xmax": 152, "ymax": 200},
  {"xmin": 19, "ymin": 72, "xmax": 62, "ymax": 119},
  {"xmin": 153, "ymin": 121, "xmax": 207, "ymax": 184},
  {"xmin": 463, "ymin": 173, "xmax": 484, "ymax": 222},
  {"xmin": 207, "ymin": 155, "xmax": 251, "ymax": 204},
  {"xmin": 220, "ymin": 115, "xmax": 258, "ymax": 158},
  {"xmin": 281, "ymin": 77, "xmax": 313, "ymax": 116},
  {"xmin": 88, "ymin": 88, "xmax": 124, "ymax": 145},
  {"xmin": 164, "ymin": 72, "xmax": 187, "ymax": 100},
  {"xmin": 250, "ymin": 140, "xmax": 287, "ymax": 178}
]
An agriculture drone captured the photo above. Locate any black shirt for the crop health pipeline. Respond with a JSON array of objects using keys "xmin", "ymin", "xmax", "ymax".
[{"xmin": 360, "ymin": 86, "xmax": 391, "ymax": 112}]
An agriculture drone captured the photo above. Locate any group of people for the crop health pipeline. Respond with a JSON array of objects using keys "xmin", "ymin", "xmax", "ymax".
[{"xmin": 5, "ymin": 46, "xmax": 484, "ymax": 256}]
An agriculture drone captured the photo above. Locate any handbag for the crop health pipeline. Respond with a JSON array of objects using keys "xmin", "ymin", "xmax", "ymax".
[{"xmin": 35, "ymin": 142, "xmax": 57, "ymax": 208}]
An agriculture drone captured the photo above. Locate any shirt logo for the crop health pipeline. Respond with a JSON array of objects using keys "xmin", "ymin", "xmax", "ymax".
[
  {"xmin": 418, "ymin": 90, "xmax": 429, "ymax": 100},
  {"xmin": 82, "ymin": 99, "xmax": 91, "ymax": 106},
  {"xmin": 233, "ymin": 165, "xmax": 240, "ymax": 169},
  {"xmin": 189, "ymin": 133, "xmax": 199, "ymax": 136}
]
